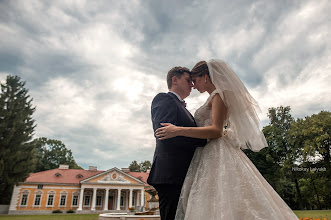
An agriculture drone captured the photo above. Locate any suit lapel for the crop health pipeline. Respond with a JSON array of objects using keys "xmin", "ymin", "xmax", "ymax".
[{"xmin": 168, "ymin": 92, "xmax": 195, "ymax": 121}]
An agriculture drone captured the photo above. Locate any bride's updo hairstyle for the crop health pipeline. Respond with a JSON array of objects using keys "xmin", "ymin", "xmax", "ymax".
[{"xmin": 190, "ymin": 61, "xmax": 210, "ymax": 77}]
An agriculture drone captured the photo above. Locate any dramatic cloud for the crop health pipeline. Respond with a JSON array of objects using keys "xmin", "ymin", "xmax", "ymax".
[{"xmin": 0, "ymin": 0, "xmax": 330, "ymax": 170}]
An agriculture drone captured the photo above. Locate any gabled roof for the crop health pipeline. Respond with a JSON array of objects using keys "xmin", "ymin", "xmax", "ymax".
[
  {"xmin": 81, "ymin": 167, "xmax": 145, "ymax": 185},
  {"xmin": 24, "ymin": 168, "xmax": 104, "ymax": 185},
  {"xmin": 23, "ymin": 167, "xmax": 150, "ymax": 186}
]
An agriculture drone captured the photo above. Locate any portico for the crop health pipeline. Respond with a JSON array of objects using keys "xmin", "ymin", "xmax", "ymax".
[
  {"xmin": 77, "ymin": 168, "xmax": 146, "ymax": 212},
  {"xmin": 77, "ymin": 187, "xmax": 145, "ymax": 211}
]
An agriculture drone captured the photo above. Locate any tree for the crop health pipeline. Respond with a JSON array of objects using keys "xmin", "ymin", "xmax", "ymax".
[
  {"xmin": 129, "ymin": 160, "xmax": 141, "ymax": 172},
  {"xmin": 245, "ymin": 106, "xmax": 303, "ymax": 209},
  {"xmin": 129, "ymin": 160, "xmax": 151, "ymax": 172},
  {"xmin": 264, "ymin": 106, "xmax": 295, "ymax": 164},
  {"xmin": 139, "ymin": 160, "xmax": 152, "ymax": 172},
  {"xmin": 32, "ymin": 137, "xmax": 82, "ymax": 172},
  {"xmin": 289, "ymin": 111, "xmax": 330, "ymax": 169},
  {"xmin": 0, "ymin": 75, "xmax": 36, "ymax": 204},
  {"xmin": 288, "ymin": 111, "xmax": 331, "ymax": 209}
]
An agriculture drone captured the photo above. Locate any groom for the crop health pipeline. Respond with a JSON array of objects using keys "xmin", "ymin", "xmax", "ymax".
[{"xmin": 147, "ymin": 66, "xmax": 207, "ymax": 220}]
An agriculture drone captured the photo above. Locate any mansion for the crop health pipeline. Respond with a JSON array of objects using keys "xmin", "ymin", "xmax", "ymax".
[{"xmin": 9, "ymin": 165, "xmax": 156, "ymax": 214}]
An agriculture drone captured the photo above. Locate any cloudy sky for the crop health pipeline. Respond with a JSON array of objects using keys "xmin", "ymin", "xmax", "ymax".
[{"xmin": 1, "ymin": 0, "xmax": 330, "ymax": 170}]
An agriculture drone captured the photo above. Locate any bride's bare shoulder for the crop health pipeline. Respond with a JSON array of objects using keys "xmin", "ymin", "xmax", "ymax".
[{"xmin": 208, "ymin": 92, "xmax": 223, "ymax": 107}]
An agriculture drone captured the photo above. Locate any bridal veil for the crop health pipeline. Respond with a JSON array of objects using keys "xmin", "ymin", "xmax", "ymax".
[{"xmin": 207, "ymin": 59, "xmax": 268, "ymax": 151}]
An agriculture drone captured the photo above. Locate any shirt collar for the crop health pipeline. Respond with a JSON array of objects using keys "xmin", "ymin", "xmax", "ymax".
[{"xmin": 169, "ymin": 91, "xmax": 184, "ymax": 102}]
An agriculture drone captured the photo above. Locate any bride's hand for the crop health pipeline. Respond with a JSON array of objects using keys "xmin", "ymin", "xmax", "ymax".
[{"xmin": 155, "ymin": 123, "xmax": 179, "ymax": 140}]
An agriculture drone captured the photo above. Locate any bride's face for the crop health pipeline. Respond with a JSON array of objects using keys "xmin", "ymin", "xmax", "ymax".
[{"xmin": 192, "ymin": 75, "xmax": 206, "ymax": 93}]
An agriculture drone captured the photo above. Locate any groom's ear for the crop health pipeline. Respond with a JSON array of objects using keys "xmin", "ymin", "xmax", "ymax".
[{"xmin": 172, "ymin": 76, "xmax": 178, "ymax": 86}]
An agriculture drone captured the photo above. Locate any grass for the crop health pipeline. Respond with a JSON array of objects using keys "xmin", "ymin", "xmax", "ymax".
[
  {"xmin": 0, "ymin": 214, "xmax": 99, "ymax": 220},
  {"xmin": 0, "ymin": 210, "xmax": 330, "ymax": 220},
  {"xmin": 293, "ymin": 210, "xmax": 330, "ymax": 219}
]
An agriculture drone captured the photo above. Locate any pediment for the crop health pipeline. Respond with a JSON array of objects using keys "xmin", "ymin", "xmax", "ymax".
[
  {"xmin": 81, "ymin": 167, "xmax": 144, "ymax": 185},
  {"xmin": 98, "ymin": 171, "xmax": 130, "ymax": 183}
]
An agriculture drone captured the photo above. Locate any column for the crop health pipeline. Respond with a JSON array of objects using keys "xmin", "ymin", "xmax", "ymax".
[
  {"xmin": 140, "ymin": 189, "xmax": 144, "ymax": 209},
  {"xmin": 91, "ymin": 188, "xmax": 97, "ymax": 210},
  {"xmin": 125, "ymin": 190, "xmax": 128, "ymax": 210},
  {"xmin": 116, "ymin": 189, "xmax": 121, "ymax": 210},
  {"xmin": 129, "ymin": 189, "xmax": 133, "ymax": 208},
  {"xmin": 78, "ymin": 187, "xmax": 84, "ymax": 210},
  {"xmin": 103, "ymin": 189, "xmax": 109, "ymax": 211},
  {"xmin": 114, "ymin": 191, "xmax": 117, "ymax": 210},
  {"xmin": 136, "ymin": 191, "xmax": 139, "ymax": 207}
]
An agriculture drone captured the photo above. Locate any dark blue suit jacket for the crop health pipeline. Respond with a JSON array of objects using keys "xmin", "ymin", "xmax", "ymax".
[{"xmin": 147, "ymin": 92, "xmax": 207, "ymax": 186}]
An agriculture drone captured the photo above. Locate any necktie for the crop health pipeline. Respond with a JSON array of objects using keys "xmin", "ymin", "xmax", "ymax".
[{"xmin": 182, "ymin": 100, "xmax": 186, "ymax": 107}]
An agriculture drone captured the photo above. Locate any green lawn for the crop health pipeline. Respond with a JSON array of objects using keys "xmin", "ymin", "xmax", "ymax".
[
  {"xmin": 0, "ymin": 214, "xmax": 99, "ymax": 220},
  {"xmin": 293, "ymin": 210, "xmax": 331, "ymax": 219},
  {"xmin": 0, "ymin": 211, "xmax": 330, "ymax": 219}
]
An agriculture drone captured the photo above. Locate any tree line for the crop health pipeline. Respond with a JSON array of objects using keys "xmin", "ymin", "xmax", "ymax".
[
  {"xmin": 244, "ymin": 106, "xmax": 330, "ymax": 210},
  {"xmin": 128, "ymin": 160, "xmax": 151, "ymax": 172},
  {"xmin": 0, "ymin": 75, "xmax": 81, "ymax": 204}
]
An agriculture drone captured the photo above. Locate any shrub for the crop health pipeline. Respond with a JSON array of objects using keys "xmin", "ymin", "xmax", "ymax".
[
  {"xmin": 66, "ymin": 209, "xmax": 75, "ymax": 213},
  {"xmin": 52, "ymin": 209, "xmax": 63, "ymax": 213}
]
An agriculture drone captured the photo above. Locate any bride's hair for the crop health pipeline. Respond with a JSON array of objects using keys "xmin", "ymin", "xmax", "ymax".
[
  {"xmin": 167, "ymin": 66, "xmax": 190, "ymax": 89},
  {"xmin": 191, "ymin": 61, "xmax": 210, "ymax": 77}
]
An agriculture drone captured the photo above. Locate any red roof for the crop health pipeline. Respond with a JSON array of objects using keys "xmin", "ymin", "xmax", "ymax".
[
  {"xmin": 24, "ymin": 168, "xmax": 104, "ymax": 184},
  {"xmin": 24, "ymin": 168, "xmax": 151, "ymax": 185},
  {"xmin": 127, "ymin": 171, "xmax": 150, "ymax": 186}
]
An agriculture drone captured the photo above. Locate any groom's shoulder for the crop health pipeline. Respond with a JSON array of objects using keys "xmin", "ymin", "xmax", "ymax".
[
  {"xmin": 153, "ymin": 92, "xmax": 172, "ymax": 101},
  {"xmin": 152, "ymin": 92, "xmax": 174, "ymax": 105}
]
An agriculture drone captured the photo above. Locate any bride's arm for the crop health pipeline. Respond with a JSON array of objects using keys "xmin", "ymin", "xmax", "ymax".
[{"xmin": 156, "ymin": 94, "xmax": 227, "ymax": 140}]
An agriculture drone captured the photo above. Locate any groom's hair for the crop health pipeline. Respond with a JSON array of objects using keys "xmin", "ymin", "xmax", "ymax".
[
  {"xmin": 167, "ymin": 66, "xmax": 190, "ymax": 89},
  {"xmin": 191, "ymin": 61, "xmax": 210, "ymax": 77}
]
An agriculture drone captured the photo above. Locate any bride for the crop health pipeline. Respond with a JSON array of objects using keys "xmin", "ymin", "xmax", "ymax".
[{"xmin": 155, "ymin": 60, "xmax": 298, "ymax": 220}]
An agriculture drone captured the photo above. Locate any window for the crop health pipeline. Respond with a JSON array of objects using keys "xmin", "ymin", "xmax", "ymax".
[
  {"xmin": 132, "ymin": 195, "xmax": 135, "ymax": 206},
  {"xmin": 21, "ymin": 194, "xmax": 28, "ymax": 206},
  {"xmin": 120, "ymin": 196, "xmax": 124, "ymax": 206},
  {"xmin": 46, "ymin": 191, "xmax": 55, "ymax": 207},
  {"xmin": 33, "ymin": 190, "xmax": 43, "ymax": 207},
  {"xmin": 96, "ymin": 195, "xmax": 102, "ymax": 206},
  {"xmin": 83, "ymin": 191, "xmax": 91, "ymax": 207},
  {"xmin": 34, "ymin": 195, "xmax": 41, "ymax": 206},
  {"xmin": 60, "ymin": 195, "xmax": 66, "ymax": 206},
  {"xmin": 47, "ymin": 195, "xmax": 54, "ymax": 206},
  {"xmin": 58, "ymin": 191, "xmax": 68, "ymax": 207},
  {"xmin": 96, "ymin": 191, "xmax": 103, "ymax": 207},
  {"xmin": 72, "ymin": 195, "xmax": 79, "ymax": 206},
  {"xmin": 84, "ymin": 195, "xmax": 90, "ymax": 206}
]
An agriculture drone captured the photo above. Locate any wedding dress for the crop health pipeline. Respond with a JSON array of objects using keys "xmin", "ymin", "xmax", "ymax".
[{"xmin": 175, "ymin": 60, "xmax": 298, "ymax": 220}]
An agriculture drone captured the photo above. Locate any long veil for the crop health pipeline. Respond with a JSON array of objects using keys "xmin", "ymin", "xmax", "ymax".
[{"xmin": 207, "ymin": 59, "xmax": 267, "ymax": 151}]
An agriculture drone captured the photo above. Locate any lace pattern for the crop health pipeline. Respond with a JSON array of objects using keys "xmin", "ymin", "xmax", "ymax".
[{"xmin": 174, "ymin": 91, "xmax": 298, "ymax": 220}]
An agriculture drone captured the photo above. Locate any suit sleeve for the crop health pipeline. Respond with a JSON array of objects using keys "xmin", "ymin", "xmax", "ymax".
[{"xmin": 152, "ymin": 94, "xmax": 207, "ymax": 148}]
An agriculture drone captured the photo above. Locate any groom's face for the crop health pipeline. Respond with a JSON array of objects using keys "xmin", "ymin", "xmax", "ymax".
[{"xmin": 177, "ymin": 72, "xmax": 193, "ymax": 99}]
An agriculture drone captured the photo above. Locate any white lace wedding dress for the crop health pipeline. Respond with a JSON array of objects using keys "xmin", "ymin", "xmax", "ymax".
[{"xmin": 175, "ymin": 90, "xmax": 298, "ymax": 220}]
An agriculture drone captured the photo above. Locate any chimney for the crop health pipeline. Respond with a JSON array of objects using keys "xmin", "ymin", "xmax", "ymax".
[
  {"xmin": 146, "ymin": 169, "xmax": 151, "ymax": 173},
  {"xmin": 121, "ymin": 168, "xmax": 130, "ymax": 173},
  {"xmin": 89, "ymin": 166, "xmax": 97, "ymax": 171},
  {"xmin": 59, "ymin": 164, "xmax": 69, "ymax": 169}
]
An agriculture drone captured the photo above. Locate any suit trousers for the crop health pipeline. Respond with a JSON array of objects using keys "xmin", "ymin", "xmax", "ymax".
[{"xmin": 153, "ymin": 184, "xmax": 183, "ymax": 220}]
